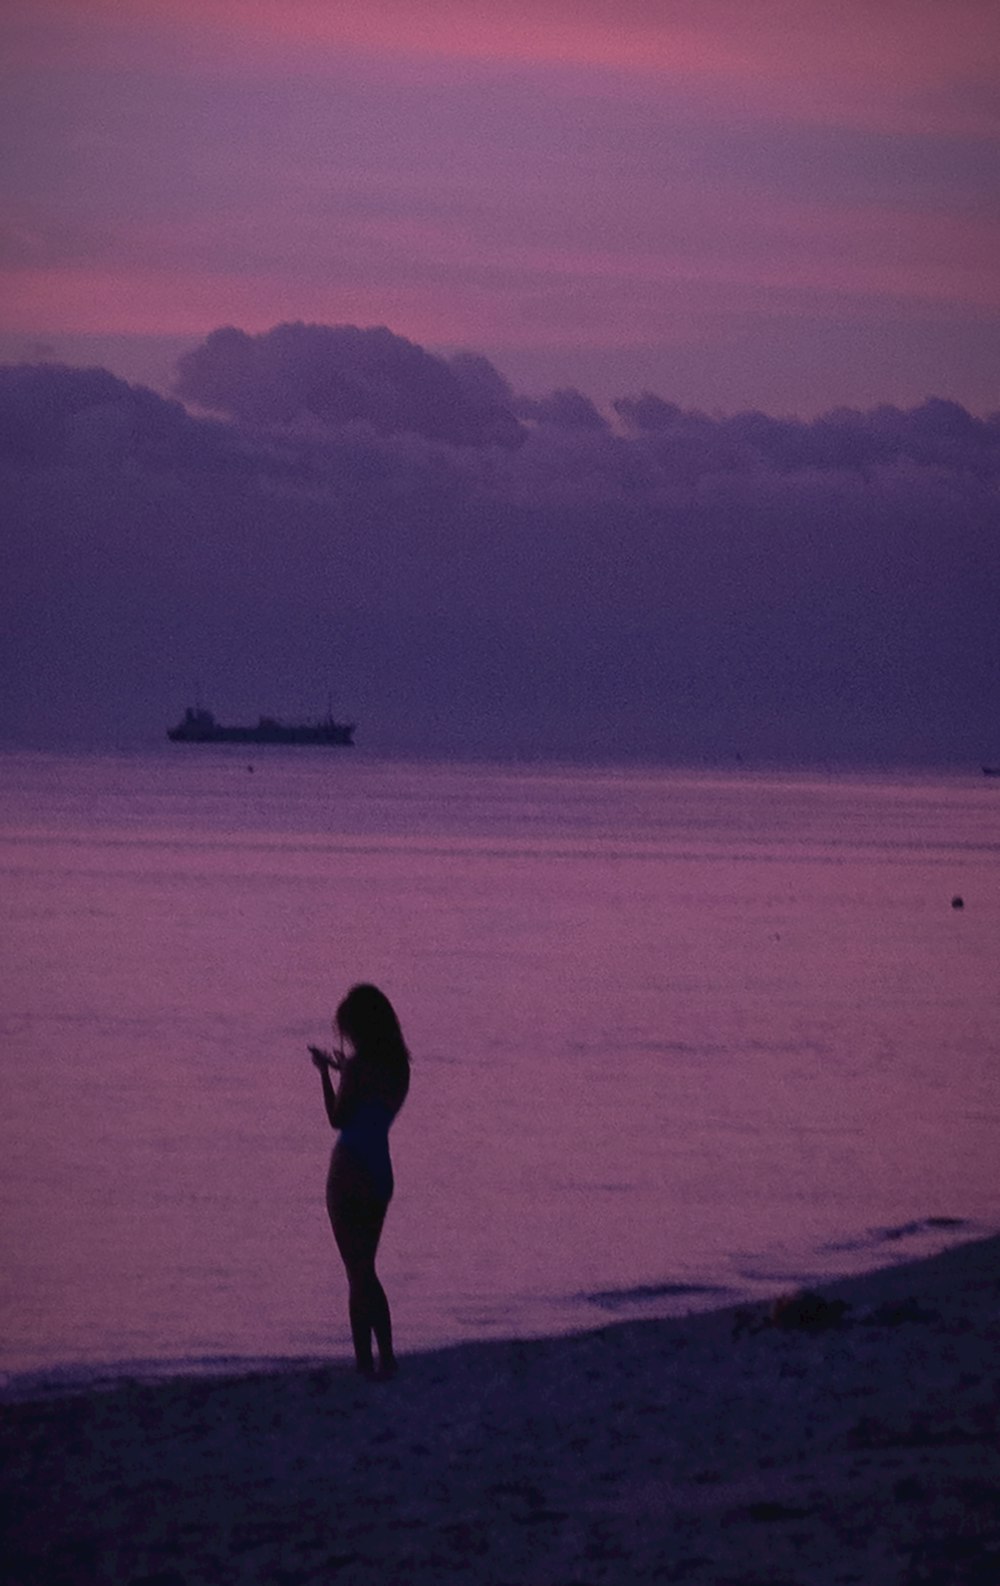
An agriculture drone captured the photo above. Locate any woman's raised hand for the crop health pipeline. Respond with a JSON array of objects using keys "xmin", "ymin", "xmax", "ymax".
[{"xmin": 309, "ymin": 1044, "xmax": 347, "ymax": 1072}]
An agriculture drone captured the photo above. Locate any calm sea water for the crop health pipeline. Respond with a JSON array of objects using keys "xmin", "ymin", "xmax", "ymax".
[{"xmin": 1, "ymin": 750, "xmax": 997, "ymax": 1392}]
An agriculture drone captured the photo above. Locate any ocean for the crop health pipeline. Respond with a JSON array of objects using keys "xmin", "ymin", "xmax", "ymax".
[{"xmin": 1, "ymin": 749, "xmax": 997, "ymax": 1393}]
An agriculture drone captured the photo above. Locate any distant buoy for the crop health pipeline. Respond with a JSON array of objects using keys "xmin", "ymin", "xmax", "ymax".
[{"xmin": 951, "ymin": 895, "xmax": 964, "ymax": 909}]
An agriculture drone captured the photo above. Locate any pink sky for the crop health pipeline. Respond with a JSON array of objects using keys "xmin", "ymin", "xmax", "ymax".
[{"xmin": 3, "ymin": 0, "xmax": 999, "ymax": 412}]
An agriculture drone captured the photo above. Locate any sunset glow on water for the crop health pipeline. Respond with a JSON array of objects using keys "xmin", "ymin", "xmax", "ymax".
[{"xmin": 1, "ymin": 750, "xmax": 997, "ymax": 1389}]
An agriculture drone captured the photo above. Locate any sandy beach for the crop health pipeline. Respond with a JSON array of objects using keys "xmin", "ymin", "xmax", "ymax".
[{"xmin": 3, "ymin": 1235, "xmax": 998, "ymax": 1585}]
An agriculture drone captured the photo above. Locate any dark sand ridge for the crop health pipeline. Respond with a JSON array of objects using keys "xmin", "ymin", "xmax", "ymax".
[{"xmin": 2, "ymin": 1235, "xmax": 998, "ymax": 1585}]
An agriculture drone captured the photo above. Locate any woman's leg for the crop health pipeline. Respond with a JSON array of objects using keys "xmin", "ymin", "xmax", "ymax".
[
  {"xmin": 328, "ymin": 1189, "xmax": 394, "ymax": 1376},
  {"xmin": 365, "ymin": 1259, "xmax": 395, "ymax": 1377}
]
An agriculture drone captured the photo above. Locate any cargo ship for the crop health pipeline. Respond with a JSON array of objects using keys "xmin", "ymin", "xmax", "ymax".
[{"xmin": 167, "ymin": 706, "xmax": 355, "ymax": 746}]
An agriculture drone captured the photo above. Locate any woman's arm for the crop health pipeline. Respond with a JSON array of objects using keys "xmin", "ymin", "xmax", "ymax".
[
  {"xmin": 310, "ymin": 1048, "xmax": 356, "ymax": 1131},
  {"xmin": 319, "ymin": 1062, "xmax": 343, "ymax": 1130}
]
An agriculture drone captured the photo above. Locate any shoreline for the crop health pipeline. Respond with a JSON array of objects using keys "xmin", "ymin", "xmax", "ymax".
[
  {"xmin": 3, "ymin": 1234, "xmax": 998, "ymax": 1584},
  {"xmin": 2, "ymin": 1216, "xmax": 991, "ymax": 1409}
]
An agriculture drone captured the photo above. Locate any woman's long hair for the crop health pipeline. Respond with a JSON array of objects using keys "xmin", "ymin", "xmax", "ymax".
[{"xmin": 336, "ymin": 983, "xmax": 410, "ymax": 1101}]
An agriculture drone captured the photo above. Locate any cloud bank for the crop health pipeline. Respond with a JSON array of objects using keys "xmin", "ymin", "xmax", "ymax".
[
  {"xmin": 176, "ymin": 324, "xmax": 523, "ymax": 448},
  {"xmin": 3, "ymin": 324, "xmax": 998, "ymax": 764}
]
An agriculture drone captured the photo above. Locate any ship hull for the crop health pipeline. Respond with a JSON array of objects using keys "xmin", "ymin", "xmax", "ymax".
[{"xmin": 168, "ymin": 709, "xmax": 354, "ymax": 746}]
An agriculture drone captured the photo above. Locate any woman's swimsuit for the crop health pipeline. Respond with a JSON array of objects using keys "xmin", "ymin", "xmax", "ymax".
[{"xmin": 336, "ymin": 1097, "xmax": 397, "ymax": 1201}]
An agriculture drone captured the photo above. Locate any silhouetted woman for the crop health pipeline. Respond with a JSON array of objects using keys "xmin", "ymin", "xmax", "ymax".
[{"xmin": 310, "ymin": 984, "xmax": 410, "ymax": 1379}]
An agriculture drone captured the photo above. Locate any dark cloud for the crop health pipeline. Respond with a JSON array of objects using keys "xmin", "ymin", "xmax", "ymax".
[
  {"xmin": 175, "ymin": 322, "xmax": 524, "ymax": 449},
  {"xmin": 446, "ymin": 350, "xmax": 518, "ymax": 416},
  {"xmin": 0, "ymin": 362, "xmax": 246, "ymax": 474},
  {"xmin": 518, "ymin": 388, "xmax": 610, "ymax": 431},
  {"xmin": 614, "ymin": 393, "xmax": 683, "ymax": 432},
  {"xmin": 3, "ymin": 336, "xmax": 998, "ymax": 764}
]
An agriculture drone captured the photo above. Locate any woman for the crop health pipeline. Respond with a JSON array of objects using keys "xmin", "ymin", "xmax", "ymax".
[{"xmin": 310, "ymin": 983, "xmax": 410, "ymax": 1380}]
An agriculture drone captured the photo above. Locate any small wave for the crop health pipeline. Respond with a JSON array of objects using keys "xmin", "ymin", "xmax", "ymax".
[
  {"xmin": 879, "ymin": 1216, "xmax": 967, "ymax": 1242},
  {"xmin": 824, "ymin": 1216, "xmax": 967, "ymax": 1253},
  {"xmin": 583, "ymin": 1281, "xmax": 731, "ymax": 1310}
]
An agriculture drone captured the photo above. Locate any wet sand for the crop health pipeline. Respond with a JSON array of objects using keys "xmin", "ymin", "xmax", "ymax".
[{"xmin": 3, "ymin": 1235, "xmax": 998, "ymax": 1585}]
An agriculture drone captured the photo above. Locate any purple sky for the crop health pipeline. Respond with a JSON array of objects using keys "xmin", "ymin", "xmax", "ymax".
[
  {"xmin": 3, "ymin": 3, "xmax": 999, "ymax": 763},
  {"xmin": 3, "ymin": 0, "xmax": 999, "ymax": 413}
]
